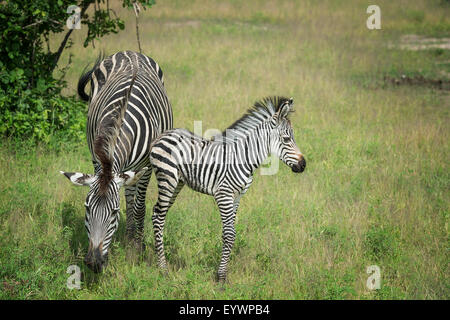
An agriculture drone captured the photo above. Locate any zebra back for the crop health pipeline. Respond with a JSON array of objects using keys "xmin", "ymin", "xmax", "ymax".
[
  {"xmin": 84, "ymin": 51, "xmax": 172, "ymax": 180},
  {"xmin": 78, "ymin": 50, "xmax": 165, "ymax": 103}
]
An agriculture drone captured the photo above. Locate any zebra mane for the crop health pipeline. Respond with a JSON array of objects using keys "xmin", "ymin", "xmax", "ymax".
[
  {"xmin": 93, "ymin": 70, "xmax": 137, "ymax": 193},
  {"xmin": 223, "ymin": 96, "xmax": 293, "ymax": 137}
]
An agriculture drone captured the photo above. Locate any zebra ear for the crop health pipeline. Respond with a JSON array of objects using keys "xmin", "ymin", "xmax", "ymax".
[
  {"xmin": 279, "ymin": 98, "xmax": 293, "ymax": 119},
  {"xmin": 60, "ymin": 171, "xmax": 94, "ymax": 187},
  {"xmin": 116, "ymin": 167, "xmax": 148, "ymax": 187},
  {"xmin": 272, "ymin": 98, "xmax": 293, "ymax": 125}
]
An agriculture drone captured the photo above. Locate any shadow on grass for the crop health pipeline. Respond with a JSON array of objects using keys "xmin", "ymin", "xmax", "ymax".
[
  {"xmin": 60, "ymin": 201, "xmax": 132, "ymax": 254},
  {"xmin": 60, "ymin": 201, "xmax": 158, "ymax": 286},
  {"xmin": 60, "ymin": 201, "xmax": 130, "ymax": 286},
  {"xmin": 61, "ymin": 202, "xmax": 87, "ymax": 256}
]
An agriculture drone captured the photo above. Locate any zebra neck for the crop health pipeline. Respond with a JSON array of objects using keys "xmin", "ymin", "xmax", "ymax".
[
  {"xmin": 233, "ymin": 123, "xmax": 271, "ymax": 175},
  {"xmin": 112, "ymin": 146, "xmax": 130, "ymax": 173}
]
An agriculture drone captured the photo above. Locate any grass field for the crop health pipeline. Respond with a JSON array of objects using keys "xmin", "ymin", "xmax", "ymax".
[{"xmin": 1, "ymin": 0, "xmax": 449, "ymax": 299}]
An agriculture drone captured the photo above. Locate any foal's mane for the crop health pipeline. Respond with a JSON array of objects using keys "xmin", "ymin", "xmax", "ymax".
[{"xmin": 222, "ymin": 96, "xmax": 293, "ymax": 138}]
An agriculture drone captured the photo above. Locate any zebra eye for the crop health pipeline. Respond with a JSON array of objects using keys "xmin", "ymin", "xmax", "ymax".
[{"xmin": 282, "ymin": 136, "xmax": 291, "ymax": 143}]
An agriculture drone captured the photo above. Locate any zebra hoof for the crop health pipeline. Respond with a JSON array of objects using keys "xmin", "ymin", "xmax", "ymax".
[
  {"xmin": 216, "ymin": 273, "xmax": 228, "ymax": 284},
  {"xmin": 126, "ymin": 234, "xmax": 136, "ymax": 245},
  {"xmin": 159, "ymin": 266, "xmax": 169, "ymax": 277},
  {"xmin": 129, "ymin": 239, "xmax": 145, "ymax": 252},
  {"xmin": 126, "ymin": 228, "xmax": 136, "ymax": 239}
]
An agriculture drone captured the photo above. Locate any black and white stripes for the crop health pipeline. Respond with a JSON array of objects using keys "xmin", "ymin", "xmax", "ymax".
[
  {"xmin": 149, "ymin": 96, "xmax": 306, "ymax": 281},
  {"xmin": 61, "ymin": 51, "xmax": 172, "ymax": 272}
]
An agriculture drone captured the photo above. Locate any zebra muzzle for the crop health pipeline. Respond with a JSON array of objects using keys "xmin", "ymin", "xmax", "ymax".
[
  {"xmin": 84, "ymin": 243, "xmax": 107, "ymax": 273},
  {"xmin": 292, "ymin": 156, "xmax": 306, "ymax": 173}
]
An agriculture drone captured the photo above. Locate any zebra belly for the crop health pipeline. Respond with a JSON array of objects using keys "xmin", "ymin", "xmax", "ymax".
[{"xmin": 179, "ymin": 162, "xmax": 219, "ymax": 196}]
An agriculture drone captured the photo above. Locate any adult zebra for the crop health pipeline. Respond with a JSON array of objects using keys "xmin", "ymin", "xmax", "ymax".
[
  {"xmin": 149, "ymin": 96, "xmax": 306, "ymax": 282},
  {"xmin": 60, "ymin": 51, "xmax": 172, "ymax": 273}
]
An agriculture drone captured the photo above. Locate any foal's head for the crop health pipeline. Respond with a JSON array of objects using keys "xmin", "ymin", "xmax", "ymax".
[{"xmin": 267, "ymin": 97, "xmax": 306, "ymax": 173}]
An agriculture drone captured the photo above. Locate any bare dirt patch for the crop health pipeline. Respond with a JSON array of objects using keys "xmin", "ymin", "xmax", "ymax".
[
  {"xmin": 383, "ymin": 74, "xmax": 450, "ymax": 90},
  {"xmin": 389, "ymin": 34, "xmax": 450, "ymax": 51}
]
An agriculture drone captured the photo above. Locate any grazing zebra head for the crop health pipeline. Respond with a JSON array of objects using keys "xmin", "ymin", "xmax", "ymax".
[
  {"xmin": 60, "ymin": 72, "xmax": 147, "ymax": 273},
  {"xmin": 60, "ymin": 167, "xmax": 147, "ymax": 273}
]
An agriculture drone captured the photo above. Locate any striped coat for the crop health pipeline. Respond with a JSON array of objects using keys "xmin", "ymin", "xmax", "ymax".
[
  {"xmin": 149, "ymin": 97, "xmax": 306, "ymax": 281},
  {"xmin": 61, "ymin": 51, "xmax": 172, "ymax": 272}
]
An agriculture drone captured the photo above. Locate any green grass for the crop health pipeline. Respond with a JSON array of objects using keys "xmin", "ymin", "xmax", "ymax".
[{"xmin": 1, "ymin": 0, "xmax": 449, "ymax": 299}]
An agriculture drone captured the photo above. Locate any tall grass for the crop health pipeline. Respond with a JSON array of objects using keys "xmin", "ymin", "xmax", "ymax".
[{"xmin": 1, "ymin": 0, "xmax": 448, "ymax": 299}]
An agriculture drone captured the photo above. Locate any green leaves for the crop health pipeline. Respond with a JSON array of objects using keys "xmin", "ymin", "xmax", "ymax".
[
  {"xmin": 122, "ymin": 0, "xmax": 156, "ymax": 9},
  {"xmin": 0, "ymin": 0, "xmax": 154, "ymax": 143},
  {"xmin": 1, "ymin": 0, "xmax": 154, "ymax": 87},
  {"xmin": 36, "ymin": 78, "xmax": 49, "ymax": 93},
  {"xmin": 83, "ymin": 10, "xmax": 127, "ymax": 47},
  {"xmin": 0, "ymin": 78, "xmax": 86, "ymax": 144},
  {"xmin": 80, "ymin": 0, "xmax": 154, "ymax": 47}
]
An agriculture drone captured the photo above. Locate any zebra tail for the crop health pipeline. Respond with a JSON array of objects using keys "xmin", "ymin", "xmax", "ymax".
[
  {"xmin": 77, "ymin": 52, "xmax": 105, "ymax": 102},
  {"xmin": 77, "ymin": 68, "xmax": 93, "ymax": 102}
]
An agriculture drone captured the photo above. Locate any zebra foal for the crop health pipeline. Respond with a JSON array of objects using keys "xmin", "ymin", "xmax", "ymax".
[{"xmin": 149, "ymin": 96, "xmax": 306, "ymax": 282}]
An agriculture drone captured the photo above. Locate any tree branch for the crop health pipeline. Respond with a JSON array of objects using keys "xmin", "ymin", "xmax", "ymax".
[
  {"xmin": 49, "ymin": 3, "xmax": 90, "ymax": 75},
  {"xmin": 133, "ymin": 2, "xmax": 142, "ymax": 53}
]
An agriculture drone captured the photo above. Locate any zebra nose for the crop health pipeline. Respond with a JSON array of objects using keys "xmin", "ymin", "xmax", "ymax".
[
  {"xmin": 299, "ymin": 156, "xmax": 306, "ymax": 172},
  {"xmin": 84, "ymin": 244, "xmax": 107, "ymax": 273},
  {"xmin": 292, "ymin": 156, "xmax": 306, "ymax": 173}
]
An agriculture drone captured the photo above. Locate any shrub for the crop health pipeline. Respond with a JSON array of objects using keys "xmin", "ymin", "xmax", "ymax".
[
  {"xmin": 0, "ymin": 0, "xmax": 154, "ymax": 144},
  {"xmin": 0, "ymin": 66, "xmax": 86, "ymax": 143}
]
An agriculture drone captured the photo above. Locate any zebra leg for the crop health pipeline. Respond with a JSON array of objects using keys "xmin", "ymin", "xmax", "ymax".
[
  {"xmin": 131, "ymin": 167, "xmax": 152, "ymax": 251},
  {"xmin": 152, "ymin": 176, "xmax": 184, "ymax": 272},
  {"xmin": 215, "ymin": 194, "xmax": 238, "ymax": 283},
  {"xmin": 124, "ymin": 185, "xmax": 136, "ymax": 242},
  {"xmin": 233, "ymin": 195, "xmax": 242, "ymax": 216}
]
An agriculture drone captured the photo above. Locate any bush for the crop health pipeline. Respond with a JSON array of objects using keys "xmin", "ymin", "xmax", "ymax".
[
  {"xmin": 0, "ymin": 65, "xmax": 86, "ymax": 144},
  {"xmin": 0, "ymin": 0, "xmax": 154, "ymax": 144}
]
